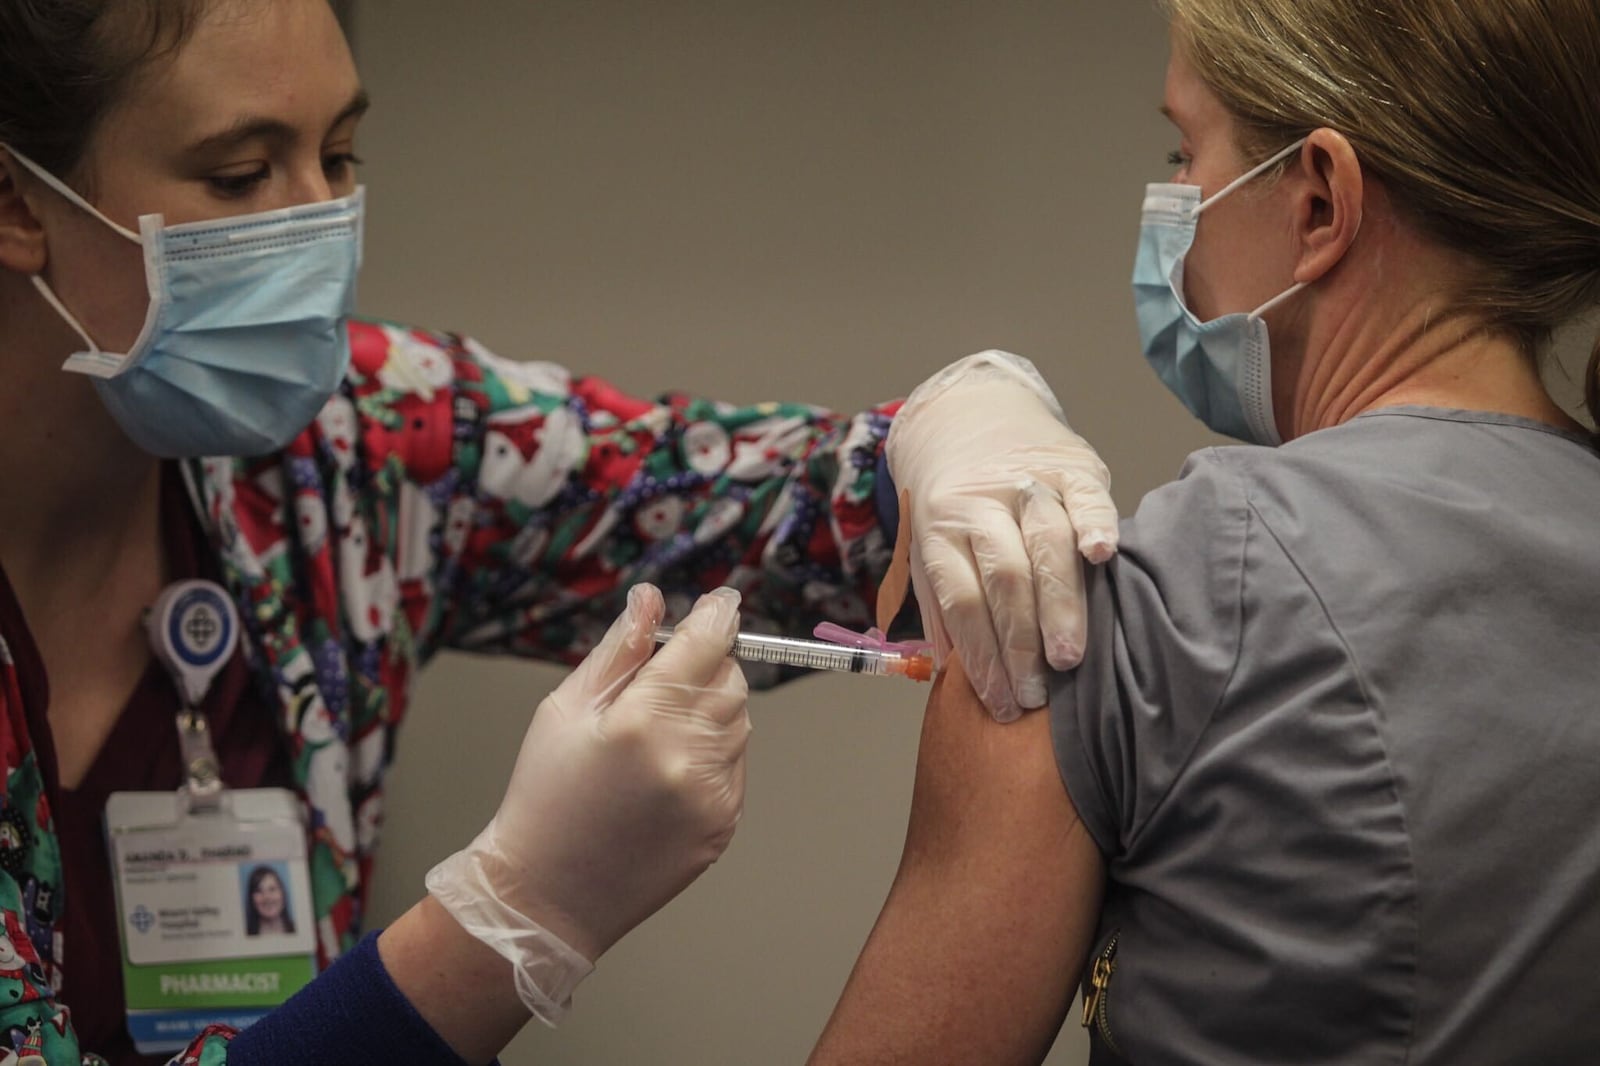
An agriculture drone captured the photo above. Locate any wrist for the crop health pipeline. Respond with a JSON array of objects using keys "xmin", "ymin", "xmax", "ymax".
[
  {"xmin": 378, "ymin": 896, "xmax": 530, "ymax": 1065},
  {"xmin": 900, "ymin": 350, "xmax": 1065, "ymax": 424},
  {"xmin": 426, "ymin": 843, "xmax": 599, "ymax": 1026},
  {"xmin": 887, "ymin": 376, "xmax": 1065, "ymax": 483}
]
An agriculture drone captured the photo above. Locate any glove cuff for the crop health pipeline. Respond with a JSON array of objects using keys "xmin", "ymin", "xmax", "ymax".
[
  {"xmin": 888, "ymin": 350, "xmax": 1068, "ymax": 482},
  {"xmin": 426, "ymin": 843, "xmax": 597, "ymax": 1028},
  {"xmin": 900, "ymin": 349, "xmax": 1066, "ymax": 425}
]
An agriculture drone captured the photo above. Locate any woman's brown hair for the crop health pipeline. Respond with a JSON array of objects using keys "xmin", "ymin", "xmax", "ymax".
[
  {"xmin": 0, "ymin": 1, "xmax": 207, "ymax": 187},
  {"xmin": 1163, "ymin": 0, "xmax": 1600, "ymax": 428}
]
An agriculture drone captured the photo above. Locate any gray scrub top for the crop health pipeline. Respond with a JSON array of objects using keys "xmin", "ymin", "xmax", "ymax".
[{"xmin": 1051, "ymin": 407, "xmax": 1600, "ymax": 1065}]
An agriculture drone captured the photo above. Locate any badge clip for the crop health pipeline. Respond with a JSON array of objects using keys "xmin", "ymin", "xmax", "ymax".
[
  {"xmin": 145, "ymin": 580, "xmax": 240, "ymax": 813},
  {"xmin": 176, "ymin": 708, "xmax": 224, "ymax": 811}
]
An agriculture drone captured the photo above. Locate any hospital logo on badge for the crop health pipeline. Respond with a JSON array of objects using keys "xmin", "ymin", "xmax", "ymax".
[
  {"xmin": 130, "ymin": 906, "xmax": 155, "ymax": 935},
  {"xmin": 184, "ymin": 607, "xmax": 220, "ymax": 651},
  {"xmin": 169, "ymin": 589, "xmax": 232, "ymax": 668}
]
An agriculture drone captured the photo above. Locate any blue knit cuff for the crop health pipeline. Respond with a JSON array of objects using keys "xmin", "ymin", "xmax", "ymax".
[
  {"xmin": 229, "ymin": 932, "xmax": 475, "ymax": 1066},
  {"xmin": 874, "ymin": 449, "xmax": 900, "ymax": 548}
]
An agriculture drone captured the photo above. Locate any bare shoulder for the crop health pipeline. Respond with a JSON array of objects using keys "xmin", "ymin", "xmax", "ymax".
[{"xmin": 808, "ymin": 656, "xmax": 1106, "ymax": 1066}]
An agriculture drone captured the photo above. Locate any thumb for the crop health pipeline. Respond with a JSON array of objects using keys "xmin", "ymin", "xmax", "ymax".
[
  {"xmin": 634, "ymin": 587, "xmax": 741, "ymax": 692},
  {"xmin": 559, "ymin": 583, "xmax": 667, "ymax": 709}
]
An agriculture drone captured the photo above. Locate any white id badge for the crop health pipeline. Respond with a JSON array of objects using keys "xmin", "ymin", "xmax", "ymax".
[{"xmin": 106, "ymin": 788, "xmax": 317, "ymax": 1054}]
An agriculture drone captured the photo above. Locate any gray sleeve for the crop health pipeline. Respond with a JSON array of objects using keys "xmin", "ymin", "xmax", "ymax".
[{"xmin": 1049, "ymin": 448, "xmax": 1250, "ymax": 857}]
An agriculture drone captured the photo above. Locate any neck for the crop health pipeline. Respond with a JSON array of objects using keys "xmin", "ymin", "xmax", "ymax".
[
  {"xmin": 0, "ymin": 277, "xmax": 165, "ymax": 604},
  {"xmin": 1285, "ymin": 296, "xmax": 1585, "ymax": 441}
]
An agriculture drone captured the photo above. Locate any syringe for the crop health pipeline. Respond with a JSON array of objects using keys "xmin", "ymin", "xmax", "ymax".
[{"xmin": 652, "ymin": 627, "xmax": 934, "ymax": 682}]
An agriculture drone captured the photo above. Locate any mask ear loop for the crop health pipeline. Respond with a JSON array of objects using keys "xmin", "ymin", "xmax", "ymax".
[
  {"xmin": 28, "ymin": 274, "xmax": 104, "ymax": 356},
  {"xmin": 1248, "ymin": 281, "xmax": 1309, "ymax": 321},
  {"xmin": 1, "ymin": 144, "xmax": 140, "ymax": 241},
  {"xmin": 1191, "ymin": 138, "xmax": 1309, "ymax": 218},
  {"xmin": 3, "ymin": 144, "xmax": 151, "ymax": 373},
  {"xmin": 1181, "ymin": 138, "xmax": 1324, "ymax": 320}
]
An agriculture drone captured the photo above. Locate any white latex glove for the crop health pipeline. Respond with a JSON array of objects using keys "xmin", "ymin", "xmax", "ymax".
[
  {"xmin": 427, "ymin": 583, "xmax": 750, "ymax": 1025},
  {"xmin": 886, "ymin": 350, "xmax": 1119, "ymax": 722}
]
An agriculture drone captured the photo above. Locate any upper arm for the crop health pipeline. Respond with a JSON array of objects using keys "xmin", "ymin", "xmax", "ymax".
[{"xmin": 808, "ymin": 655, "xmax": 1106, "ymax": 1066}]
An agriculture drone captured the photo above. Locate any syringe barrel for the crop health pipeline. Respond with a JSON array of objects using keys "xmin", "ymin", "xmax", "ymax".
[
  {"xmin": 728, "ymin": 632, "xmax": 890, "ymax": 675},
  {"xmin": 653, "ymin": 626, "xmax": 917, "ymax": 677}
]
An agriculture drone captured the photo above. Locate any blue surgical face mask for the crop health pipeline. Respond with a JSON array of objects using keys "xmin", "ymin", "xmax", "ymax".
[
  {"xmin": 5, "ymin": 146, "xmax": 362, "ymax": 459},
  {"xmin": 1133, "ymin": 139, "xmax": 1308, "ymax": 446}
]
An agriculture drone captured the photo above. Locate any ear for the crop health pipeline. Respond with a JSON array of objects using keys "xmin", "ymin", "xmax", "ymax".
[
  {"xmin": 0, "ymin": 151, "xmax": 48, "ymax": 276},
  {"xmin": 1289, "ymin": 128, "xmax": 1363, "ymax": 285}
]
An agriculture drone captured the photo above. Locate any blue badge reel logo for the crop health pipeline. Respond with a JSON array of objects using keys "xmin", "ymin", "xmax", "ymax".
[
  {"xmin": 167, "ymin": 587, "xmax": 234, "ymax": 671},
  {"xmin": 130, "ymin": 905, "xmax": 156, "ymax": 935}
]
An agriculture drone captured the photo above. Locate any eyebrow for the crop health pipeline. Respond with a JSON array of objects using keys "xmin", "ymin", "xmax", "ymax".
[{"xmin": 183, "ymin": 89, "xmax": 371, "ymax": 157}]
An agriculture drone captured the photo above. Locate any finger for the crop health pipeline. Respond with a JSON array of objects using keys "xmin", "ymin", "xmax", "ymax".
[
  {"xmin": 705, "ymin": 666, "xmax": 751, "ymax": 778},
  {"xmin": 876, "ymin": 488, "xmax": 916, "ymax": 633},
  {"xmin": 714, "ymin": 675, "xmax": 754, "ymax": 766},
  {"xmin": 1020, "ymin": 484, "xmax": 1087, "ymax": 670},
  {"xmin": 1053, "ymin": 459, "xmax": 1120, "ymax": 564},
  {"xmin": 563, "ymin": 583, "xmax": 666, "ymax": 706},
  {"xmin": 972, "ymin": 519, "xmax": 1049, "ymax": 713},
  {"xmin": 637, "ymin": 587, "xmax": 741, "ymax": 691},
  {"xmin": 922, "ymin": 526, "xmax": 1021, "ymax": 721},
  {"xmin": 705, "ymin": 752, "xmax": 747, "ymax": 857},
  {"xmin": 907, "ymin": 536, "xmax": 954, "ymax": 667},
  {"xmin": 693, "ymin": 657, "xmax": 751, "ymax": 730}
]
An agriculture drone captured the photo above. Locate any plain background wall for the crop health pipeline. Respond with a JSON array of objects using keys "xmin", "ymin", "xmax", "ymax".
[{"xmin": 345, "ymin": 4, "xmax": 1592, "ymax": 1064}]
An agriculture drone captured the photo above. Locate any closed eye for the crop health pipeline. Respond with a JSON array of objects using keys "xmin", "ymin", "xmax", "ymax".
[{"xmin": 207, "ymin": 166, "xmax": 270, "ymax": 198}]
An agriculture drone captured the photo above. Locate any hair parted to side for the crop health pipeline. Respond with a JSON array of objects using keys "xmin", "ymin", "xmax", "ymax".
[
  {"xmin": 1162, "ymin": 0, "xmax": 1600, "ymax": 428},
  {"xmin": 0, "ymin": 0, "xmax": 206, "ymax": 188}
]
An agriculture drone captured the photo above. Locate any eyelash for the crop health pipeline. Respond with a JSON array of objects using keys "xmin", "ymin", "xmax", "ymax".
[
  {"xmin": 206, "ymin": 153, "xmax": 365, "ymax": 199},
  {"xmin": 207, "ymin": 167, "xmax": 269, "ymax": 198},
  {"xmin": 1167, "ymin": 150, "xmax": 1190, "ymax": 168},
  {"xmin": 324, "ymin": 152, "xmax": 364, "ymax": 177}
]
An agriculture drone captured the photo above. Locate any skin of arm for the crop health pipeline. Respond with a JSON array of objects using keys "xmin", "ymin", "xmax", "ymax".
[
  {"xmin": 378, "ymin": 895, "xmax": 531, "ymax": 1065},
  {"xmin": 808, "ymin": 655, "xmax": 1107, "ymax": 1065}
]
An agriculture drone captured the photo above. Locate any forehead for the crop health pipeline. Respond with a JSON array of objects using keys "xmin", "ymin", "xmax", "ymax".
[
  {"xmin": 113, "ymin": 0, "xmax": 359, "ymax": 145},
  {"xmin": 1162, "ymin": 33, "xmax": 1230, "ymax": 132}
]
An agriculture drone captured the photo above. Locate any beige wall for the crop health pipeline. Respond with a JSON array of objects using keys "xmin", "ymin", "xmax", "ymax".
[
  {"xmin": 342, "ymin": 5, "xmax": 1183, "ymax": 1064},
  {"xmin": 345, "ymin": 4, "xmax": 1590, "ymax": 1063}
]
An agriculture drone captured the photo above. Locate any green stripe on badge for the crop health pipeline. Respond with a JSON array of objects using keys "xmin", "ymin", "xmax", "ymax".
[{"xmin": 122, "ymin": 955, "xmax": 316, "ymax": 1010}]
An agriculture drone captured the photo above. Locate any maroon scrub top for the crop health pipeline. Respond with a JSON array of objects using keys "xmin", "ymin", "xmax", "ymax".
[{"xmin": 0, "ymin": 463, "xmax": 292, "ymax": 1064}]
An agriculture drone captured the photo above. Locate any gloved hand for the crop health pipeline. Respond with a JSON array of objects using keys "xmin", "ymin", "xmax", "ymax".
[
  {"xmin": 427, "ymin": 583, "xmax": 750, "ymax": 1025},
  {"xmin": 886, "ymin": 350, "xmax": 1118, "ymax": 722}
]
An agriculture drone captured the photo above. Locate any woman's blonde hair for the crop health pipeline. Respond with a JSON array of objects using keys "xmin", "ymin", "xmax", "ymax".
[{"xmin": 1163, "ymin": 0, "xmax": 1600, "ymax": 427}]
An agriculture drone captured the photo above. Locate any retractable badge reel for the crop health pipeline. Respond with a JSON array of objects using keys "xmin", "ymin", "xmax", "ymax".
[
  {"xmin": 149, "ymin": 580, "xmax": 233, "ymax": 809},
  {"xmin": 103, "ymin": 581, "xmax": 317, "ymax": 1055}
]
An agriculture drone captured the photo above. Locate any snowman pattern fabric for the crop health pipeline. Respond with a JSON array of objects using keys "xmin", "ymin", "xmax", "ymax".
[{"xmin": 0, "ymin": 317, "xmax": 898, "ymax": 1063}]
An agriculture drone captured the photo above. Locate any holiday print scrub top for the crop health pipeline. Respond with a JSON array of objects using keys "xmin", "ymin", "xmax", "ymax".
[{"xmin": 0, "ymin": 318, "xmax": 901, "ymax": 1063}]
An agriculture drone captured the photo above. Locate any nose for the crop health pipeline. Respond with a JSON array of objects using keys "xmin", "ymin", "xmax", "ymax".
[{"xmin": 285, "ymin": 161, "xmax": 340, "ymax": 207}]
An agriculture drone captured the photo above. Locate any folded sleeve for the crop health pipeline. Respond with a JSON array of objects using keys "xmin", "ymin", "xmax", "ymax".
[{"xmin": 1048, "ymin": 448, "xmax": 1251, "ymax": 858}]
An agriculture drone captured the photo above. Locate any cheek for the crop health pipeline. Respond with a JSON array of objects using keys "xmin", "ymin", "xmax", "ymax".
[
  {"xmin": 43, "ymin": 207, "xmax": 150, "ymax": 352},
  {"xmin": 1179, "ymin": 226, "xmax": 1226, "ymax": 321},
  {"xmin": 1182, "ymin": 199, "xmax": 1286, "ymax": 321}
]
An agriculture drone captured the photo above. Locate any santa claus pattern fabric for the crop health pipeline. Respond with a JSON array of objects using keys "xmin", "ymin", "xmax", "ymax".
[{"xmin": 0, "ymin": 317, "xmax": 899, "ymax": 1064}]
